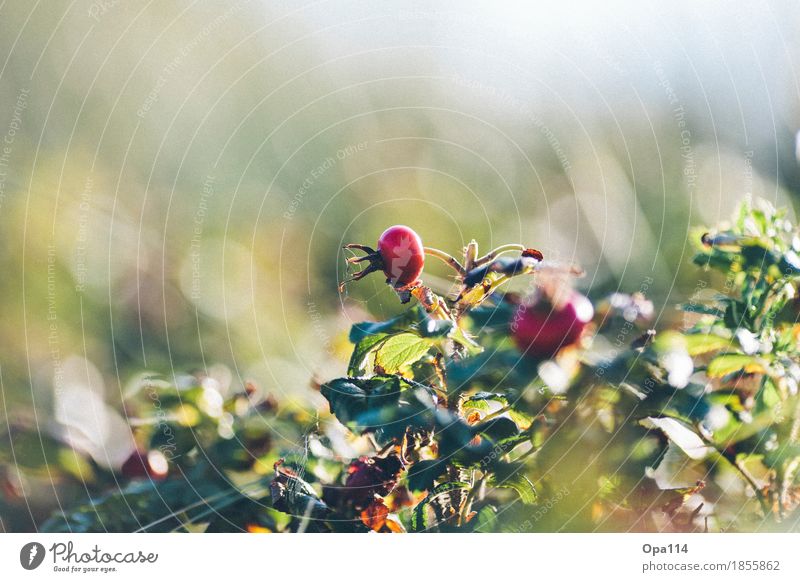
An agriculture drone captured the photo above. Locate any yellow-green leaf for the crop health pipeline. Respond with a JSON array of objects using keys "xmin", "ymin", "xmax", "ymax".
[
  {"xmin": 374, "ymin": 333, "xmax": 433, "ymax": 374},
  {"xmin": 683, "ymin": 333, "xmax": 731, "ymax": 356},
  {"xmin": 706, "ymin": 354, "xmax": 764, "ymax": 378}
]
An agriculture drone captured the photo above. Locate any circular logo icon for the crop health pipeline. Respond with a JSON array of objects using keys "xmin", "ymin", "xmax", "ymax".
[{"xmin": 20, "ymin": 542, "xmax": 46, "ymax": 570}]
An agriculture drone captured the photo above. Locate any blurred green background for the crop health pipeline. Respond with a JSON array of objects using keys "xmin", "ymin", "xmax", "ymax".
[{"xmin": 2, "ymin": 0, "xmax": 800, "ymax": 530}]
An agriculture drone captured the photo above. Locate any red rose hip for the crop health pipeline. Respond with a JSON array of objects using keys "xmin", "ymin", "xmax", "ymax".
[
  {"xmin": 377, "ymin": 225, "xmax": 424, "ymax": 287},
  {"xmin": 513, "ymin": 291, "xmax": 593, "ymax": 358},
  {"xmin": 342, "ymin": 225, "xmax": 425, "ymax": 290}
]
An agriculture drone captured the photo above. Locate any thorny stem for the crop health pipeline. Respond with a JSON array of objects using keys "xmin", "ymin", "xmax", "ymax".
[
  {"xmin": 424, "ymin": 247, "xmax": 466, "ymax": 276},
  {"xmin": 459, "ymin": 471, "xmax": 485, "ymax": 525},
  {"xmin": 447, "ymin": 465, "xmax": 468, "ymax": 524},
  {"xmin": 781, "ymin": 457, "xmax": 800, "ymax": 516},
  {"xmin": 788, "ymin": 398, "xmax": 800, "ymax": 444},
  {"xmin": 410, "ymin": 285, "xmax": 451, "ymax": 321},
  {"xmin": 430, "ymin": 353, "xmax": 449, "ymax": 406},
  {"xmin": 455, "ymin": 273, "xmax": 514, "ymax": 313},
  {"xmin": 728, "ymin": 453, "xmax": 770, "ymax": 516}
]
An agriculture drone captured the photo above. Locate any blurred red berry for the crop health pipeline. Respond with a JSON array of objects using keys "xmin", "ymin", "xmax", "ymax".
[
  {"xmin": 121, "ymin": 450, "xmax": 168, "ymax": 480},
  {"xmin": 513, "ymin": 291, "xmax": 594, "ymax": 358}
]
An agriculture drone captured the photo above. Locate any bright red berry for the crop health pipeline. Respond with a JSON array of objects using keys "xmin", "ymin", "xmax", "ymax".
[
  {"xmin": 377, "ymin": 225, "xmax": 424, "ymax": 287},
  {"xmin": 342, "ymin": 226, "xmax": 425, "ymax": 291},
  {"xmin": 512, "ymin": 291, "xmax": 593, "ymax": 358}
]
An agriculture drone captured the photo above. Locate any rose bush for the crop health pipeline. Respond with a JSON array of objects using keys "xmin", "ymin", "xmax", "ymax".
[{"xmin": 25, "ymin": 198, "xmax": 800, "ymax": 532}]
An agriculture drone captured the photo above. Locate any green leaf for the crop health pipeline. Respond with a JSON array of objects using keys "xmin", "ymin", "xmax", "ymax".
[
  {"xmin": 57, "ymin": 448, "xmax": 96, "ymax": 483},
  {"xmin": 435, "ymin": 411, "xmax": 477, "ymax": 457},
  {"xmin": 270, "ymin": 468, "xmax": 329, "ymax": 522},
  {"xmin": 682, "ymin": 332, "xmax": 731, "ymax": 356},
  {"xmin": 468, "ymin": 505, "xmax": 499, "ymax": 532},
  {"xmin": 464, "ymin": 392, "xmax": 509, "ymax": 409},
  {"xmin": 755, "ymin": 377, "xmax": 780, "ymax": 414},
  {"xmin": 347, "ymin": 333, "xmax": 389, "ymax": 375},
  {"xmin": 349, "ymin": 308, "xmax": 427, "ymax": 343},
  {"xmin": 692, "ymin": 249, "xmax": 735, "ymax": 271},
  {"xmin": 2, "ymin": 431, "xmax": 64, "ymax": 470},
  {"xmin": 320, "ymin": 376, "xmax": 405, "ymax": 427},
  {"xmin": 652, "ymin": 330, "xmax": 686, "ymax": 354},
  {"xmin": 473, "ymin": 417, "xmax": 519, "ymax": 443},
  {"xmin": 462, "ymin": 392, "xmax": 534, "ymax": 429},
  {"xmin": 322, "ymin": 376, "xmax": 437, "ymax": 441},
  {"xmin": 718, "ymin": 393, "xmax": 800, "ymax": 447},
  {"xmin": 678, "ymin": 303, "xmax": 725, "ymax": 318},
  {"xmin": 410, "ymin": 481, "xmax": 470, "ymax": 532},
  {"xmin": 350, "ymin": 308, "xmax": 453, "ymax": 342},
  {"xmin": 417, "ymin": 317, "xmax": 454, "ymax": 338},
  {"xmin": 706, "ymin": 391, "xmax": 746, "ymax": 413},
  {"xmin": 488, "ymin": 462, "xmax": 536, "ymax": 504},
  {"xmin": 374, "ymin": 333, "xmax": 433, "ymax": 374},
  {"xmin": 735, "ymin": 198, "xmax": 751, "ymax": 230},
  {"xmin": 764, "ymin": 443, "xmax": 800, "ymax": 467},
  {"xmin": 706, "ymin": 354, "xmax": 765, "ymax": 378},
  {"xmin": 467, "ymin": 299, "xmax": 515, "ymax": 331}
]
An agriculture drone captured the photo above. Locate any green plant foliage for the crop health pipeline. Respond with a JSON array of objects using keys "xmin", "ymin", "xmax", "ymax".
[{"xmin": 13, "ymin": 198, "xmax": 800, "ymax": 533}]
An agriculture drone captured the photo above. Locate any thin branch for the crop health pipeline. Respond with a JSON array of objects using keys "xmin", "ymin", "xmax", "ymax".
[
  {"xmin": 780, "ymin": 399, "xmax": 800, "ymax": 514},
  {"xmin": 698, "ymin": 428, "xmax": 771, "ymax": 518},
  {"xmin": 480, "ymin": 405, "xmax": 513, "ymax": 422},
  {"xmin": 424, "ymin": 247, "xmax": 466, "ymax": 276},
  {"xmin": 474, "ymin": 244, "xmax": 527, "ymax": 267}
]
